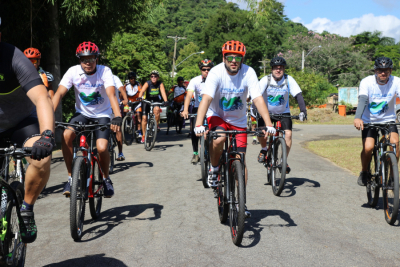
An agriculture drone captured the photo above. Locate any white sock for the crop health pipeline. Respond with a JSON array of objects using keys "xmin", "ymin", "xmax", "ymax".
[
  {"xmin": 68, "ymin": 176, "xmax": 72, "ymax": 183},
  {"xmin": 262, "ymin": 146, "xmax": 268, "ymax": 151},
  {"xmin": 103, "ymin": 177, "xmax": 108, "ymax": 181},
  {"xmin": 210, "ymin": 166, "xmax": 219, "ymax": 172}
]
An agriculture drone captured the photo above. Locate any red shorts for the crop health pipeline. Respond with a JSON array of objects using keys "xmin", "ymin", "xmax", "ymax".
[{"xmin": 207, "ymin": 116, "xmax": 247, "ymax": 152}]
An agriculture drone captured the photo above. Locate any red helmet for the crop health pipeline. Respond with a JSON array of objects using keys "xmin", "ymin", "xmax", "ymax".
[
  {"xmin": 24, "ymin": 48, "xmax": 41, "ymax": 59},
  {"xmin": 76, "ymin": 41, "xmax": 100, "ymax": 58},
  {"xmin": 198, "ymin": 59, "xmax": 214, "ymax": 69},
  {"xmin": 221, "ymin": 40, "xmax": 246, "ymax": 57}
]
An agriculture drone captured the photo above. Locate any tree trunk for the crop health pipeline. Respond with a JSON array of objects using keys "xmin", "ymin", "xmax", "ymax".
[{"xmin": 47, "ymin": 0, "xmax": 62, "ymax": 143}]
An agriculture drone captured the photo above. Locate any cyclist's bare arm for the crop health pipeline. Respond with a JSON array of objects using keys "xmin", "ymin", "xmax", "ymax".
[
  {"xmin": 182, "ymin": 90, "xmax": 194, "ymax": 119},
  {"xmin": 48, "ymin": 82, "xmax": 55, "ymax": 100},
  {"xmin": 160, "ymin": 83, "xmax": 168, "ymax": 102},
  {"xmin": 52, "ymin": 85, "xmax": 69, "ymax": 112},
  {"xmin": 253, "ymin": 96, "xmax": 273, "ymax": 138},
  {"xmin": 118, "ymin": 85, "xmax": 128, "ymax": 105},
  {"xmin": 138, "ymin": 82, "xmax": 148, "ymax": 98},
  {"xmin": 27, "ymin": 84, "xmax": 55, "ymax": 133},
  {"xmin": 195, "ymin": 94, "xmax": 213, "ymax": 136}
]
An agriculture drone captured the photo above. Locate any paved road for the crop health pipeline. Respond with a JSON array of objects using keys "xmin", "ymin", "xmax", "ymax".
[{"xmin": 27, "ymin": 124, "xmax": 400, "ymax": 266}]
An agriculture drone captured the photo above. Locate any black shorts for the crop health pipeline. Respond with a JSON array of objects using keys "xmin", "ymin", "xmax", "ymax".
[
  {"xmin": 68, "ymin": 113, "xmax": 110, "ymax": 140},
  {"xmin": 362, "ymin": 122, "xmax": 399, "ymax": 139},
  {"xmin": 142, "ymin": 101, "xmax": 160, "ymax": 116},
  {"xmin": 258, "ymin": 113, "xmax": 293, "ymax": 131},
  {"xmin": 0, "ymin": 116, "xmax": 40, "ymax": 148}
]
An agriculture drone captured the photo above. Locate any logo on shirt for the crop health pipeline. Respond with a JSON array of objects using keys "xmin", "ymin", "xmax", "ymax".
[
  {"xmin": 369, "ymin": 101, "xmax": 389, "ymax": 115},
  {"xmin": 268, "ymin": 95, "xmax": 285, "ymax": 106},
  {"xmin": 0, "ymin": 73, "xmax": 4, "ymax": 81},
  {"xmin": 79, "ymin": 92, "xmax": 105, "ymax": 106},
  {"xmin": 219, "ymin": 96, "xmax": 243, "ymax": 111},
  {"xmin": 150, "ymin": 87, "xmax": 160, "ymax": 96}
]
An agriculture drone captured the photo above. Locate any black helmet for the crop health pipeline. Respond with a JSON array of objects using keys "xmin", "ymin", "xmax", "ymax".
[
  {"xmin": 198, "ymin": 59, "xmax": 214, "ymax": 69},
  {"xmin": 374, "ymin": 57, "xmax": 393, "ymax": 69},
  {"xmin": 177, "ymin": 76, "xmax": 184, "ymax": 82},
  {"xmin": 270, "ymin": 56, "xmax": 287, "ymax": 67},
  {"xmin": 128, "ymin": 71, "xmax": 136, "ymax": 79}
]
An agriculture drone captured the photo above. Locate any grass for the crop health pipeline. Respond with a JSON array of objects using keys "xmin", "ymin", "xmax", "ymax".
[{"xmin": 291, "ymin": 108, "xmax": 355, "ymax": 125}]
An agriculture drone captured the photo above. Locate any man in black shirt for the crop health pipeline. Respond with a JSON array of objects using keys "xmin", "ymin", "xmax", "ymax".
[{"xmin": 0, "ymin": 17, "xmax": 55, "ymax": 243}]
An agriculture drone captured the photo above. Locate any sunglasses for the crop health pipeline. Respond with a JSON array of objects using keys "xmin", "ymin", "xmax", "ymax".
[
  {"xmin": 201, "ymin": 68, "xmax": 211, "ymax": 72},
  {"xmin": 150, "ymin": 75, "xmax": 159, "ymax": 78},
  {"xmin": 80, "ymin": 58, "xmax": 96, "ymax": 64},
  {"xmin": 376, "ymin": 69, "xmax": 391, "ymax": 74},
  {"xmin": 225, "ymin": 56, "xmax": 242, "ymax": 62},
  {"xmin": 29, "ymin": 59, "xmax": 38, "ymax": 64}
]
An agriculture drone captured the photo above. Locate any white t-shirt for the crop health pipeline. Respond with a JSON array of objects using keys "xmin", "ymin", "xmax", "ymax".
[
  {"xmin": 259, "ymin": 74, "xmax": 302, "ymax": 114},
  {"xmin": 60, "ymin": 65, "xmax": 115, "ymax": 118},
  {"xmin": 187, "ymin": 75, "xmax": 205, "ymax": 108},
  {"xmin": 125, "ymin": 82, "xmax": 141, "ymax": 96},
  {"xmin": 113, "ymin": 75, "xmax": 123, "ymax": 103},
  {"xmin": 359, "ymin": 75, "xmax": 400, "ymax": 123},
  {"xmin": 172, "ymin": 85, "xmax": 186, "ymax": 98},
  {"xmin": 203, "ymin": 62, "xmax": 262, "ymax": 128}
]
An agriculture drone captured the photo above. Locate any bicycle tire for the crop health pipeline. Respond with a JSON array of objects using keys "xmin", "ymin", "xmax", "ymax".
[
  {"xmin": 166, "ymin": 113, "xmax": 172, "ymax": 135},
  {"xmin": 271, "ymin": 137, "xmax": 287, "ymax": 196},
  {"xmin": 366, "ymin": 148, "xmax": 379, "ymax": 207},
  {"xmin": 265, "ymin": 144, "xmax": 272, "ymax": 185},
  {"xmin": 229, "ymin": 160, "xmax": 246, "ymax": 246},
  {"xmin": 200, "ymin": 136, "xmax": 210, "ymax": 188},
  {"xmin": 108, "ymin": 135, "xmax": 115, "ymax": 174},
  {"xmin": 145, "ymin": 118, "xmax": 157, "ymax": 151},
  {"xmin": 217, "ymin": 163, "xmax": 228, "ymax": 223},
  {"xmin": 70, "ymin": 157, "xmax": 87, "ymax": 241},
  {"xmin": 382, "ymin": 153, "xmax": 399, "ymax": 225},
  {"xmin": 122, "ymin": 116, "xmax": 134, "ymax": 146},
  {"xmin": 89, "ymin": 158, "xmax": 103, "ymax": 220}
]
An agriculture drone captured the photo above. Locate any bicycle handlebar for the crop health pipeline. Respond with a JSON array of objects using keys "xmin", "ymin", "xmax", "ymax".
[
  {"xmin": 0, "ymin": 147, "xmax": 32, "ymax": 157},
  {"xmin": 270, "ymin": 114, "xmax": 300, "ymax": 120},
  {"xmin": 142, "ymin": 99, "xmax": 164, "ymax": 106},
  {"xmin": 55, "ymin": 121, "xmax": 110, "ymax": 132}
]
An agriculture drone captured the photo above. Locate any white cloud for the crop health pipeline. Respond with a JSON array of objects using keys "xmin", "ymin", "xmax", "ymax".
[
  {"xmin": 304, "ymin": 14, "xmax": 400, "ymax": 42},
  {"xmin": 292, "ymin": 17, "xmax": 303, "ymax": 23}
]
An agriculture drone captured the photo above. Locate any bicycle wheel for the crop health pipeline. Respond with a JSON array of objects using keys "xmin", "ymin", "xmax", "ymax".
[
  {"xmin": 271, "ymin": 137, "xmax": 287, "ymax": 196},
  {"xmin": 89, "ymin": 158, "xmax": 103, "ymax": 220},
  {"xmin": 229, "ymin": 160, "xmax": 246, "ymax": 246},
  {"xmin": 122, "ymin": 116, "xmax": 134, "ymax": 146},
  {"xmin": 70, "ymin": 157, "xmax": 87, "ymax": 241},
  {"xmin": 166, "ymin": 113, "xmax": 172, "ymax": 135},
  {"xmin": 382, "ymin": 153, "xmax": 399, "ymax": 225},
  {"xmin": 366, "ymin": 148, "xmax": 379, "ymax": 207},
  {"xmin": 144, "ymin": 118, "xmax": 157, "ymax": 151},
  {"xmin": 217, "ymin": 163, "xmax": 228, "ymax": 223},
  {"xmin": 108, "ymin": 136, "xmax": 115, "ymax": 174},
  {"xmin": 200, "ymin": 136, "xmax": 210, "ymax": 189}
]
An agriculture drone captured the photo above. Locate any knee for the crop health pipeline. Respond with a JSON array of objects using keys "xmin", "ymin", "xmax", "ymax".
[
  {"xmin": 97, "ymin": 141, "xmax": 108, "ymax": 153},
  {"xmin": 63, "ymin": 130, "xmax": 75, "ymax": 143},
  {"xmin": 30, "ymin": 156, "xmax": 51, "ymax": 172},
  {"xmin": 285, "ymin": 131, "xmax": 292, "ymax": 139}
]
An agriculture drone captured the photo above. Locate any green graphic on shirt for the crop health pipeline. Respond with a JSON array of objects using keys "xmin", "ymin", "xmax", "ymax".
[
  {"xmin": 150, "ymin": 88, "xmax": 160, "ymax": 95},
  {"xmin": 219, "ymin": 96, "xmax": 243, "ymax": 111},
  {"xmin": 79, "ymin": 91, "xmax": 105, "ymax": 106}
]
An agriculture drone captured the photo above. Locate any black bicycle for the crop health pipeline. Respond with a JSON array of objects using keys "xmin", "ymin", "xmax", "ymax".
[
  {"xmin": 364, "ymin": 122, "xmax": 400, "ymax": 225},
  {"xmin": 0, "ymin": 146, "xmax": 33, "ymax": 266},
  {"xmin": 166, "ymin": 103, "xmax": 184, "ymax": 135},
  {"xmin": 121, "ymin": 100, "xmax": 141, "ymax": 145},
  {"xmin": 261, "ymin": 114, "xmax": 299, "ymax": 196},
  {"xmin": 108, "ymin": 131, "xmax": 117, "ymax": 174},
  {"xmin": 142, "ymin": 99, "xmax": 164, "ymax": 151},
  {"xmin": 198, "ymin": 117, "xmax": 210, "ymax": 188}
]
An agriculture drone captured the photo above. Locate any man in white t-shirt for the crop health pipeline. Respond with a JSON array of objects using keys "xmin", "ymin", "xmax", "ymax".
[
  {"xmin": 255, "ymin": 57, "xmax": 307, "ymax": 174},
  {"xmin": 52, "ymin": 41, "xmax": 122, "ymax": 198},
  {"xmin": 354, "ymin": 57, "xmax": 400, "ymax": 186},
  {"xmin": 194, "ymin": 40, "xmax": 276, "ymax": 218},
  {"xmin": 182, "ymin": 59, "xmax": 214, "ymax": 164},
  {"xmin": 112, "ymin": 74, "xmax": 128, "ymax": 161},
  {"xmin": 124, "ymin": 71, "xmax": 143, "ymax": 137}
]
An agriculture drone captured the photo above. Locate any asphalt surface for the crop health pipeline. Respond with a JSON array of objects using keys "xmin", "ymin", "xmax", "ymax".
[{"xmin": 26, "ymin": 124, "xmax": 400, "ymax": 266}]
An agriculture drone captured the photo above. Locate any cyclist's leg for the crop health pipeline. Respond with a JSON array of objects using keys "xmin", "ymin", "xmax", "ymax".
[
  {"xmin": 153, "ymin": 106, "xmax": 160, "ymax": 127},
  {"xmin": 361, "ymin": 128, "xmax": 377, "ymax": 172},
  {"xmin": 208, "ymin": 116, "xmax": 227, "ymax": 167},
  {"xmin": 94, "ymin": 117, "xmax": 111, "ymax": 178},
  {"xmin": 388, "ymin": 124, "xmax": 399, "ymax": 161},
  {"xmin": 280, "ymin": 114, "xmax": 293, "ymax": 157},
  {"xmin": 191, "ymin": 107, "xmax": 199, "ymax": 153},
  {"xmin": 257, "ymin": 117, "xmax": 268, "ymax": 162},
  {"xmin": 135, "ymin": 104, "xmax": 142, "ymax": 131},
  {"xmin": 141, "ymin": 102, "xmax": 150, "ymax": 140}
]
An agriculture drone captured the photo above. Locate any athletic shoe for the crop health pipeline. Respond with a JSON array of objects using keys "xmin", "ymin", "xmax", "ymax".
[
  {"xmin": 141, "ymin": 137, "xmax": 145, "ymax": 144},
  {"xmin": 63, "ymin": 181, "xmax": 71, "ymax": 196},
  {"xmin": 257, "ymin": 150, "xmax": 267, "ymax": 163},
  {"xmin": 20, "ymin": 211, "xmax": 37, "ymax": 243},
  {"xmin": 357, "ymin": 171, "xmax": 370, "ymax": 186},
  {"xmin": 252, "ymin": 139, "xmax": 257, "ymax": 145},
  {"xmin": 137, "ymin": 130, "xmax": 142, "ymax": 138},
  {"xmin": 286, "ymin": 164, "xmax": 291, "ymax": 174},
  {"xmin": 116, "ymin": 153, "xmax": 125, "ymax": 161},
  {"xmin": 208, "ymin": 169, "xmax": 219, "ymax": 188},
  {"xmin": 104, "ymin": 178, "xmax": 115, "ymax": 198},
  {"xmin": 191, "ymin": 154, "xmax": 200, "ymax": 164},
  {"xmin": 244, "ymin": 205, "xmax": 251, "ymax": 218}
]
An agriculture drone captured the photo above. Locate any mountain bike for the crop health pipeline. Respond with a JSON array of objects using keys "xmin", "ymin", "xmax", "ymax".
[
  {"xmin": 0, "ymin": 146, "xmax": 33, "ymax": 266},
  {"xmin": 121, "ymin": 100, "xmax": 141, "ymax": 145},
  {"xmin": 261, "ymin": 114, "xmax": 299, "ymax": 196},
  {"xmin": 56, "ymin": 121, "xmax": 110, "ymax": 241},
  {"xmin": 210, "ymin": 129, "xmax": 261, "ymax": 246},
  {"xmin": 166, "ymin": 102, "xmax": 183, "ymax": 135},
  {"xmin": 108, "ymin": 131, "xmax": 117, "ymax": 174},
  {"xmin": 246, "ymin": 102, "xmax": 252, "ymax": 131},
  {"xmin": 1, "ymin": 141, "xmax": 29, "ymax": 185},
  {"xmin": 142, "ymin": 100, "xmax": 164, "ymax": 151},
  {"xmin": 364, "ymin": 122, "xmax": 400, "ymax": 225},
  {"xmin": 198, "ymin": 117, "xmax": 210, "ymax": 188}
]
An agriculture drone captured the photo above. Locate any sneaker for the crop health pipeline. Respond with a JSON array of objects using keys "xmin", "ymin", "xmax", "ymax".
[
  {"xmin": 141, "ymin": 137, "xmax": 145, "ymax": 144},
  {"xmin": 157, "ymin": 126, "xmax": 161, "ymax": 132},
  {"xmin": 191, "ymin": 154, "xmax": 198, "ymax": 164},
  {"xmin": 63, "ymin": 181, "xmax": 71, "ymax": 196},
  {"xmin": 104, "ymin": 178, "xmax": 114, "ymax": 198},
  {"xmin": 208, "ymin": 169, "xmax": 219, "ymax": 188},
  {"xmin": 244, "ymin": 205, "xmax": 251, "ymax": 218},
  {"xmin": 258, "ymin": 150, "xmax": 267, "ymax": 163},
  {"xmin": 252, "ymin": 139, "xmax": 257, "ymax": 145},
  {"xmin": 20, "ymin": 211, "xmax": 37, "ymax": 243},
  {"xmin": 137, "ymin": 130, "xmax": 142, "ymax": 138},
  {"xmin": 357, "ymin": 171, "xmax": 370, "ymax": 186},
  {"xmin": 286, "ymin": 164, "xmax": 291, "ymax": 174},
  {"xmin": 116, "ymin": 153, "xmax": 125, "ymax": 161}
]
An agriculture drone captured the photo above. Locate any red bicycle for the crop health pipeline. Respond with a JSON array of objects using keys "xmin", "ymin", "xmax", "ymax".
[{"xmin": 56, "ymin": 121, "xmax": 110, "ymax": 241}]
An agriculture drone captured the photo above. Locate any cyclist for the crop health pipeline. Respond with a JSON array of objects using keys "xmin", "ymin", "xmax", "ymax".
[
  {"xmin": 194, "ymin": 40, "xmax": 276, "ymax": 217},
  {"xmin": 124, "ymin": 71, "xmax": 143, "ymax": 138},
  {"xmin": 23, "ymin": 47, "xmax": 55, "ymax": 99},
  {"xmin": 168, "ymin": 76, "xmax": 186, "ymax": 133},
  {"xmin": 354, "ymin": 56, "xmax": 400, "ymax": 186},
  {"xmin": 52, "ymin": 41, "xmax": 122, "ymax": 198},
  {"xmin": 182, "ymin": 59, "xmax": 214, "ymax": 164},
  {"xmin": 113, "ymin": 74, "xmax": 128, "ymax": 161},
  {"xmin": 138, "ymin": 70, "xmax": 168, "ymax": 143},
  {"xmin": 255, "ymin": 56, "xmax": 307, "ymax": 174},
  {"xmin": 0, "ymin": 17, "xmax": 55, "ymax": 243}
]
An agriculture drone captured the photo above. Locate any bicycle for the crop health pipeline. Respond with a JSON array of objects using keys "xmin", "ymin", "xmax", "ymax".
[
  {"xmin": 1, "ymin": 141, "xmax": 29, "ymax": 185},
  {"xmin": 166, "ymin": 102, "xmax": 184, "ymax": 135},
  {"xmin": 364, "ymin": 122, "xmax": 400, "ymax": 225},
  {"xmin": 209, "ymin": 129, "xmax": 262, "ymax": 246},
  {"xmin": 260, "ymin": 114, "xmax": 299, "ymax": 196},
  {"xmin": 121, "ymin": 100, "xmax": 141, "ymax": 145},
  {"xmin": 0, "ymin": 146, "xmax": 33, "ymax": 266},
  {"xmin": 56, "ymin": 121, "xmax": 109, "ymax": 241},
  {"xmin": 198, "ymin": 117, "xmax": 210, "ymax": 188},
  {"xmin": 246, "ymin": 102, "xmax": 252, "ymax": 131},
  {"xmin": 142, "ymin": 99, "xmax": 164, "ymax": 151},
  {"xmin": 108, "ymin": 131, "xmax": 117, "ymax": 174}
]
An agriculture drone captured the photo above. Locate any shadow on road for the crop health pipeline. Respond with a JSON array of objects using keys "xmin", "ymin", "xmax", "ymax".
[
  {"xmin": 42, "ymin": 253, "xmax": 128, "ymax": 267},
  {"xmin": 241, "ymin": 209, "xmax": 297, "ymax": 248},
  {"xmin": 38, "ymin": 182, "xmax": 65, "ymax": 200},
  {"xmin": 152, "ymin": 144, "xmax": 183, "ymax": 151},
  {"xmin": 51, "ymin": 156, "xmax": 64, "ymax": 164},
  {"xmin": 361, "ymin": 198, "xmax": 400, "ymax": 226},
  {"xmin": 80, "ymin": 203, "xmax": 163, "ymax": 242},
  {"xmin": 277, "ymin": 177, "xmax": 320, "ymax": 197},
  {"xmin": 112, "ymin": 161, "xmax": 153, "ymax": 174}
]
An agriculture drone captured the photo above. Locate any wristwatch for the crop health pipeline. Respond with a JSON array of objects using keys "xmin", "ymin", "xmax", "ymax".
[{"xmin": 41, "ymin": 130, "xmax": 54, "ymax": 138}]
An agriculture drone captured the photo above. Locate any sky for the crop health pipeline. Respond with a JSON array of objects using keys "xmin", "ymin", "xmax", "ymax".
[{"xmin": 228, "ymin": 0, "xmax": 400, "ymax": 42}]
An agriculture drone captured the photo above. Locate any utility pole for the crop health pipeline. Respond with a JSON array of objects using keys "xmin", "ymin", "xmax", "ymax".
[
  {"xmin": 259, "ymin": 59, "xmax": 269, "ymax": 76},
  {"xmin": 167, "ymin": 35, "xmax": 186, "ymax": 78}
]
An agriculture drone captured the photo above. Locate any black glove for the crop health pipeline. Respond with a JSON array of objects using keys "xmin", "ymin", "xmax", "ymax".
[
  {"xmin": 137, "ymin": 97, "xmax": 142, "ymax": 101},
  {"xmin": 111, "ymin": 116, "xmax": 122, "ymax": 127},
  {"xmin": 32, "ymin": 135, "xmax": 55, "ymax": 160},
  {"xmin": 164, "ymin": 101, "xmax": 170, "ymax": 107}
]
